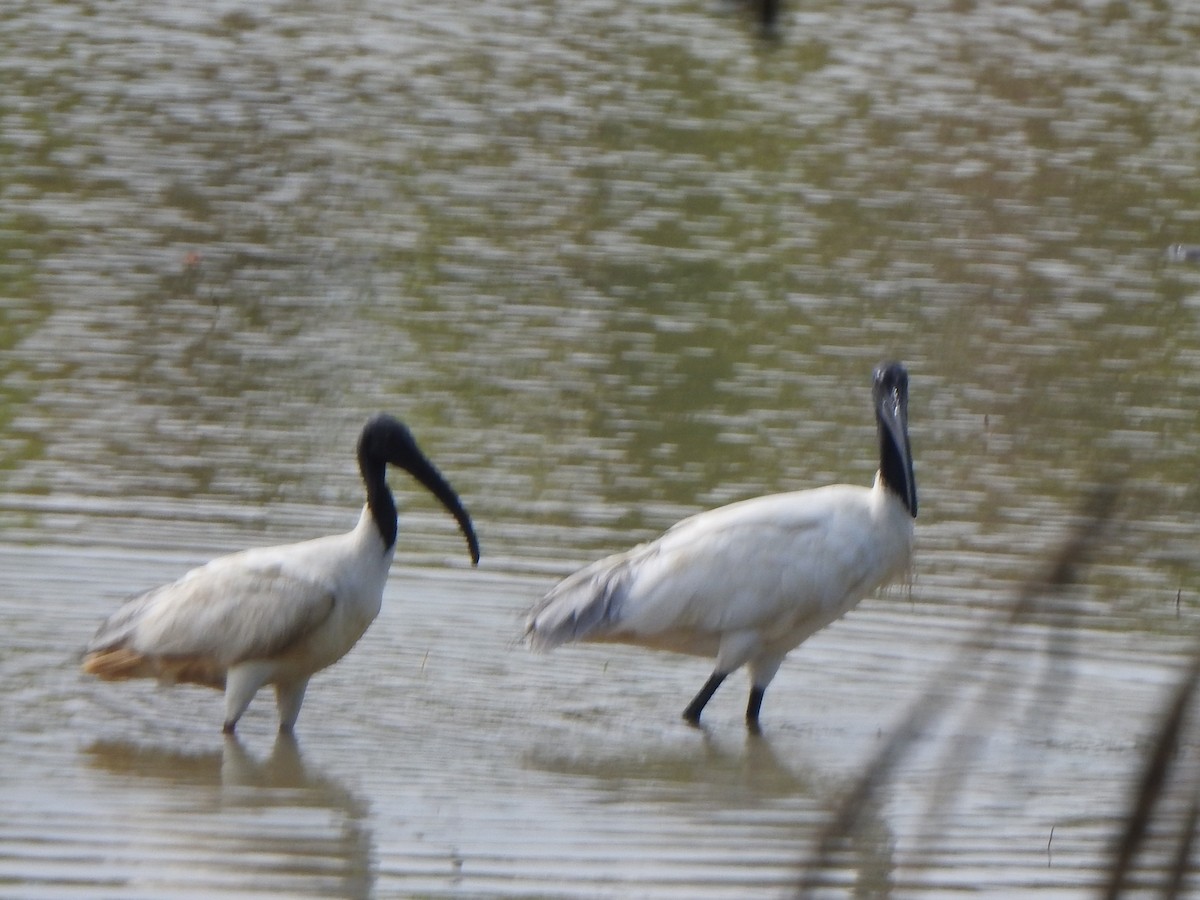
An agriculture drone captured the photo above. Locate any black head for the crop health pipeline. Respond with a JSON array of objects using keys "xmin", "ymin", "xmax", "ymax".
[
  {"xmin": 357, "ymin": 414, "xmax": 481, "ymax": 563},
  {"xmin": 872, "ymin": 361, "xmax": 917, "ymax": 517}
]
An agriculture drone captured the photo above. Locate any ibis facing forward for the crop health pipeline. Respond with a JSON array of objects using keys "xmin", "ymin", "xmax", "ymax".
[
  {"xmin": 525, "ymin": 362, "xmax": 917, "ymax": 732},
  {"xmin": 82, "ymin": 415, "xmax": 480, "ymax": 734}
]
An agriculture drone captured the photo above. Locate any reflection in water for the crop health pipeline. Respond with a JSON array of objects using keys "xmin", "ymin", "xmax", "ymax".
[
  {"xmin": 526, "ymin": 731, "xmax": 895, "ymax": 896},
  {"xmin": 527, "ymin": 728, "xmax": 812, "ymax": 796},
  {"xmin": 82, "ymin": 734, "xmax": 374, "ymax": 899}
]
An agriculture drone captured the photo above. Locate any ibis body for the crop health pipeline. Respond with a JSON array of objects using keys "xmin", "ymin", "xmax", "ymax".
[
  {"xmin": 526, "ymin": 361, "xmax": 917, "ymax": 731},
  {"xmin": 82, "ymin": 415, "xmax": 480, "ymax": 734}
]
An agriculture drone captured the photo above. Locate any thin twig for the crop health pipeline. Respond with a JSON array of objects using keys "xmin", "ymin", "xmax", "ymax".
[
  {"xmin": 796, "ymin": 487, "xmax": 1117, "ymax": 896},
  {"xmin": 1101, "ymin": 640, "xmax": 1200, "ymax": 900}
]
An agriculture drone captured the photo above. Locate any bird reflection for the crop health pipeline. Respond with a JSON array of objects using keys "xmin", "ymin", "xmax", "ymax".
[
  {"xmin": 219, "ymin": 732, "xmax": 361, "ymax": 800},
  {"xmin": 525, "ymin": 729, "xmax": 894, "ymax": 893},
  {"xmin": 83, "ymin": 734, "xmax": 374, "ymax": 899},
  {"xmin": 86, "ymin": 732, "xmax": 352, "ymax": 798},
  {"xmin": 526, "ymin": 727, "xmax": 810, "ymax": 802}
]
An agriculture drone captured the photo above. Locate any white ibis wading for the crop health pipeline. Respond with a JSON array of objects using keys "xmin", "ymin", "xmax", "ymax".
[
  {"xmin": 82, "ymin": 415, "xmax": 480, "ymax": 734},
  {"xmin": 525, "ymin": 361, "xmax": 917, "ymax": 732}
]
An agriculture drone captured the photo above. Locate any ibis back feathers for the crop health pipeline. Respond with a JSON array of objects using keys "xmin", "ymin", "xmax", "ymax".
[{"xmin": 528, "ymin": 477, "xmax": 912, "ymax": 660}]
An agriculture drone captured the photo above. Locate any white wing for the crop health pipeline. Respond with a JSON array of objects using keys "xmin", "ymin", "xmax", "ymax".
[
  {"xmin": 527, "ymin": 484, "xmax": 902, "ymax": 651},
  {"xmin": 88, "ymin": 552, "xmax": 337, "ymax": 667}
]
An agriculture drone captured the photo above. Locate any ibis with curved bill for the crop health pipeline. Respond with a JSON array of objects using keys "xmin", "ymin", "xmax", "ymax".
[
  {"xmin": 526, "ymin": 361, "xmax": 916, "ymax": 732},
  {"xmin": 83, "ymin": 414, "xmax": 480, "ymax": 734}
]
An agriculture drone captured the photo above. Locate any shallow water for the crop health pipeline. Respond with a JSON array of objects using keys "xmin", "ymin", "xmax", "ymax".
[
  {"xmin": 3, "ymin": 0, "xmax": 1200, "ymax": 896},
  {"xmin": 5, "ymin": 546, "xmax": 1197, "ymax": 898}
]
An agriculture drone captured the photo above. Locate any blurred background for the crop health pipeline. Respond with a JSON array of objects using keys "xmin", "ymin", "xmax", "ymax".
[{"xmin": 2, "ymin": 1, "xmax": 1198, "ymax": 897}]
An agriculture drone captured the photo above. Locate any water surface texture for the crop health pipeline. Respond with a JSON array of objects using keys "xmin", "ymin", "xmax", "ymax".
[{"xmin": 2, "ymin": 1, "xmax": 1199, "ymax": 897}]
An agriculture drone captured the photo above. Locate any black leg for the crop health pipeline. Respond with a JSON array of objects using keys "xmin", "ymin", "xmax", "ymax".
[
  {"xmin": 683, "ymin": 672, "xmax": 727, "ymax": 725},
  {"xmin": 746, "ymin": 685, "xmax": 766, "ymax": 734}
]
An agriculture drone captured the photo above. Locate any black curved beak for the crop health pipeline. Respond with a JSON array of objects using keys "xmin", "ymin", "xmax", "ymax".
[
  {"xmin": 399, "ymin": 454, "xmax": 481, "ymax": 565},
  {"xmin": 874, "ymin": 362, "xmax": 917, "ymax": 518}
]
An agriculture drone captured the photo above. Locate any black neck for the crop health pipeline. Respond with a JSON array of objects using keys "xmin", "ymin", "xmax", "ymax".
[
  {"xmin": 878, "ymin": 423, "xmax": 917, "ymax": 518},
  {"xmin": 361, "ymin": 457, "xmax": 399, "ymax": 549}
]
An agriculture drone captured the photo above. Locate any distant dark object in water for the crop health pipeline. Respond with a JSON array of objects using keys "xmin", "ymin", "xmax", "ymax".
[
  {"xmin": 725, "ymin": 0, "xmax": 779, "ymax": 36},
  {"xmin": 1165, "ymin": 244, "xmax": 1200, "ymax": 263},
  {"xmin": 760, "ymin": 0, "xmax": 778, "ymax": 31}
]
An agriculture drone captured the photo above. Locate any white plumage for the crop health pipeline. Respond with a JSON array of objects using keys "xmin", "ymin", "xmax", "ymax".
[
  {"xmin": 526, "ymin": 361, "xmax": 917, "ymax": 731},
  {"xmin": 83, "ymin": 415, "xmax": 479, "ymax": 734}
]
